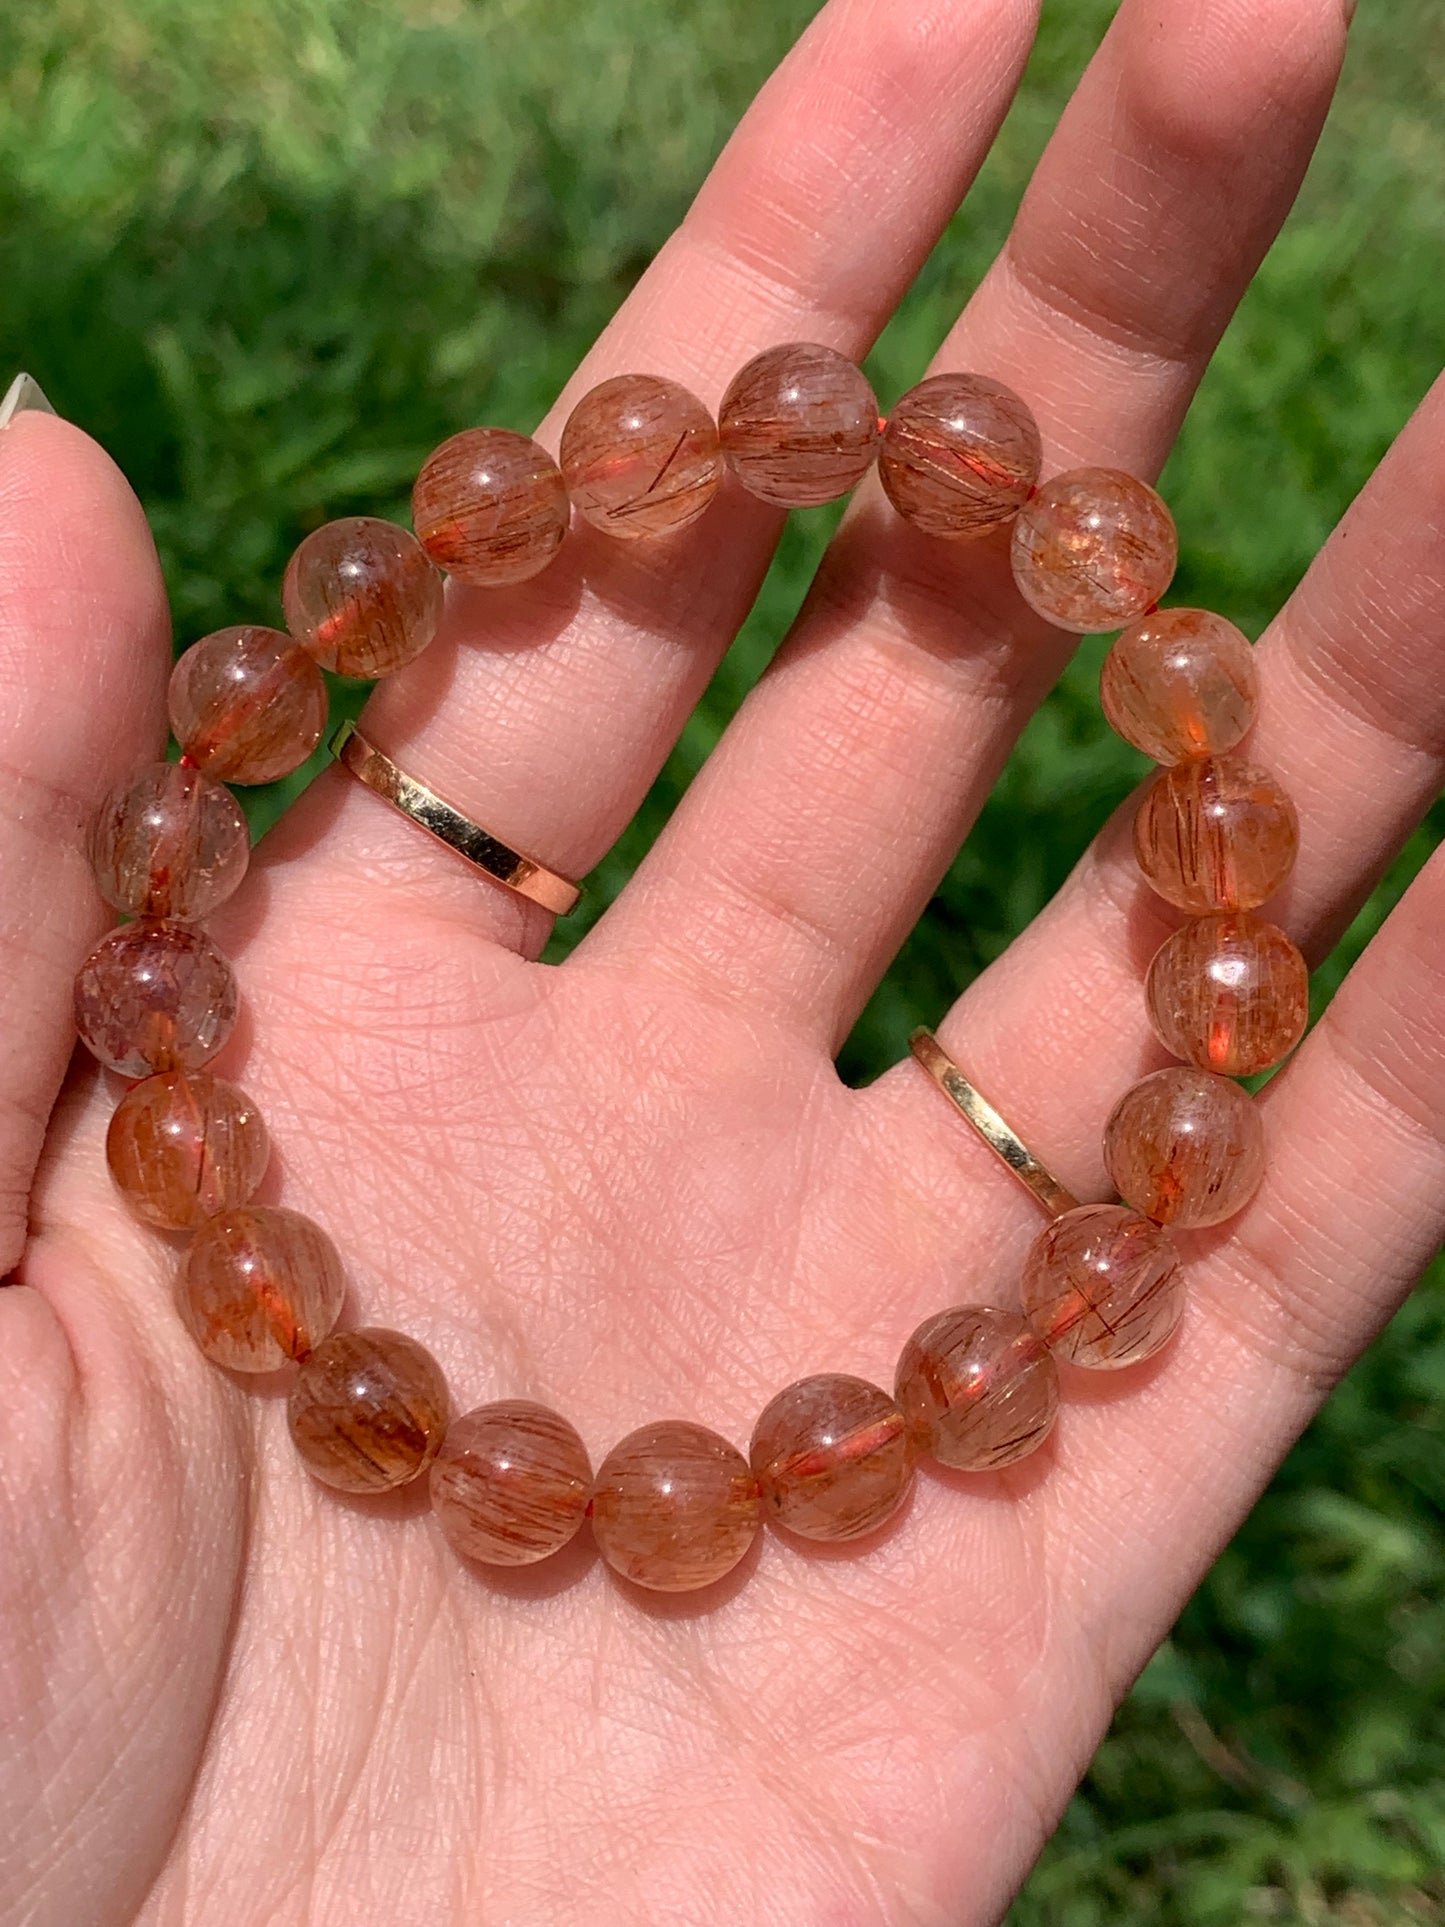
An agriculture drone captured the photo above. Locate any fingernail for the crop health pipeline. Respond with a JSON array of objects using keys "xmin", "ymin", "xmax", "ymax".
[{"xmin": 0, "ymin": 372, "xmax": 58, "ymax": 429}]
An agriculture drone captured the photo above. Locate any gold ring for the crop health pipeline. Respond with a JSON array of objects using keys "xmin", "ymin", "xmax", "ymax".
[
  {"xmin": 331, "ymin": 721, "xmax": 582, "ymax": 916},
  {"xmin": 909, "ymin": 1028, "xmax": 1078, "ymax": 1220}
]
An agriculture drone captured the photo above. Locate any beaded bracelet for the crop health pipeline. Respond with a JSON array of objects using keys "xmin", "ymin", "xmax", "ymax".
[{"xmin": 73, "ymin": 344, "xmax": 1305, "ymax": 1593}]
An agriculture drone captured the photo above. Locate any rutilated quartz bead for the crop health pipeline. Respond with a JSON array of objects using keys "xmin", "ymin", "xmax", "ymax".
[
  {"xmin": 74, "ymin": 921, "xmax": 237, "ymax": 1078},
  {"xmin": 287, "ymin": 1327, "xmax": 450, "ymax": 1493},
  {"xmin": 430, "ymin": 1399, "xmax": 592, "ymax": 1567},
  {"xmin": 168, "ymin": 626, "xmax": 328, "ymax": 786},
  {"xmin": 559, "ymin": 374, "xmax": 721, "ymax": 540},
  {"xmin": 879, "ymin": 372, "xmax": 1041, "ymax": 538},
  {"xmin": 1134, "ymin": 756, "xmax": 1299, "ymax": 913},
  {"xmin": 749, "ymin": 1374, "xmax": 913, "ymax": 1543},
  {"xmin": 411, "ymin": 428, "xmax": 569, "ymax": 586},
  {"xmin": 89, "ymin": 762, "xmax": 249, "ymax": 922},
  {"xmin": 590, "ymin": 1420, "xmax": 760, "ymax": 1593},
  {"xmin": 718, "ymin": 342, "xmax": 880, "ymax": 507},
  {"xmin": 106, "ymin": 1069, "xmax": 268, "ymax": 1230},
  {"xmin": 1021, "ymin": 1204, "xmax": 1184, "ymax": 1369},
  {"xmin": 180, "ymin": 1204, "xmax": 345, "ymax": 1372},
  {"xmin": 1147, "ymin": 912, "xmax": 1309, "ymax": 1075},
  {"xmin": 281, "ymin": 517, "xmax": 445, "ymax": 678},
  {"xmin": 1104, "ymin": 1066, "xmax": 1265, "ymax": 1229},
  {"xmin": 1010, "ymin": 468, "xmax": 1177, "ymax": 631},
  {"xmin": 1101, "ymin": 608, "xmax": 1258, "ymax": 765},
  {"xmin": 895, "ymin": 1305, "xmax": 1060, "ymax": 1468}
]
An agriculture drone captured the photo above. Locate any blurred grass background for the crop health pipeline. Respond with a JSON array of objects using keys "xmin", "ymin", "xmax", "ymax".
[{"xmin": 2, "ymin": 0, "xmax": 1442, "ymax": 1915}]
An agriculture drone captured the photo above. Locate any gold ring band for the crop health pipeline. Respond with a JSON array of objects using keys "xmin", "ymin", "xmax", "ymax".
[
  {"xmin": 909, "ymin": 1028, "xmax": 1078, "ymax": 1220},
  {"xmin": 331, "ymin": 721, "xmax": 582, "ymax": 916}
]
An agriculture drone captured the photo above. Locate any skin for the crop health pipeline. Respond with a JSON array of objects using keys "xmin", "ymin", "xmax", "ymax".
[{"xmin": 2, "ymin": 0, "xmax": 1441, "ymax": 1921}]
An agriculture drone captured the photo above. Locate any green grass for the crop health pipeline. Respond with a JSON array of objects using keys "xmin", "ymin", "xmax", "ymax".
[{"xmin": 3, "ymin": 0, "xmax": 1442, "ymax": 1915}]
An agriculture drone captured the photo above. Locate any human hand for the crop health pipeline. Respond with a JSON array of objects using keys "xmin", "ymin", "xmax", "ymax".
[{"xmin": 6, "ymin": 0, "xmax": 1438, "ymax": 1922}]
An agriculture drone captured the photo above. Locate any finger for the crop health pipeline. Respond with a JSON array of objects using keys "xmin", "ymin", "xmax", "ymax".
[
  {"xmin": 279, "ymin": 0, "xmax": 1042, "ymax": 954},
  {"xmin": 0, "ymin": 392, "xmax": 171, "ymax": 1273},
  {"xmin": 599, "ymin": 0, "xmax": 1348, "ymax": 1038},
  {"xmin": 872, "ymin": 360, "xmax": 1445, "ymax": 1242}
]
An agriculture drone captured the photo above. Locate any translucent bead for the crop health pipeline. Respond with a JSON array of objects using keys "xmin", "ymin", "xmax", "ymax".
[
  {"xmin": 412, "ymin": 428, "xmax": 569, "ymax": 586},
  {"xmin": 895, "ymin": 1306, "xmax": 1060, "ymax": 1468},
  {"xmin": 1104, "ymin": 1067, "xmax": 1265, "ymax": 1229},
  {"xmin": 879, "ymin": 372, "xmax": 1041, "ymax": 538},
  {"xmin": 89, "ymin": 762, "xmax": 249, "ymax": 922},
  {"xmin": 749, "ymin": 1374, "xmax": 913, "ymax": 1543},
  {"xmin": 559, "ymin": 374, "xmax": 721, "ymax": 540},
  {"xmin": 180, "ymin": 1204, "xmax": 345, "ymax": 1372},
  {"xmin": 168, "ymin": 626, "xmax": 328, "ymax": 786},
  {"xmin": 590, "ymin": 1420, "xmax": 760, "ymax": 1593},
  {"xmin": 75, "ymin": 921, "xmax": 237, "ymax": 1078},
  {"xmin": 1101, "ymin": 608, "xmax": 1258, "ymax": 764},
  {"xmin": 281, "ymin": 517, "xmax": 444, "ymax": 678},
  {"xmin": 1021, "ymin": 1204, "xmax": 1184, "ymax": 1369},
  {"xmin": 106, "ymin": 1069, "xmax": 268, "ymax": 1230},
  {"xmin": 718, "ymin": 342, "xmax": 879, "ymax": 507},
  {"xmin": 430, "ymin": 1399, "xmax": 592, "ymax": 1567},
  {"xmin": 288, "ymin": 1327, "xmax": 450, "ymax": 1492},
  {"xmin": 1134, "ymin": 755, "xmax": 1299, "ymax": 913},
  {"xmin": 1010, "ymin": 467, "xmax": 1177, "ymax": 631},
  {"xmin": 1147, "ymin": 912, "xmax": 1309, "ymax": 1075}
]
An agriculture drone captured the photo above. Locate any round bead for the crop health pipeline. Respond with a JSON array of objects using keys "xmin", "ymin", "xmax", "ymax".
[
  {"xmin": 74, "ymin": 921, "xmax": 237, "ymax": 1078},
  {"xmin": 1021, "ymin": 1204, "xmax": 1184, "ymax": 1370},
  {"xmin": 1010, "ymin": 467, "xmax": 1177, "ymax": 631},
  {"xmin": 106, "ymin": 1069, "xmax": 268, "ymax": 1230},
  {"xmin": 287, "ymin": 1327, "xmax": 450, "ymax": 1493},
  {"xmin": 89, "ymin": 762, "xmax": 249, "ymax": 922},
  {"xmin": 1101, "ymin": 608, "xmax": 1258, "ymax": 764},
  {"xmin": 1104, "ymin": 1067, "xmax": 1266, "ymax": 1229},
  {"xmin": 281, "ymin": 517, "xmax": 444, "ymax": 678},
  {"xmin": 168, "ymin": 626, "xmax": 328, "ymax": 786},
  {"xmin": 718, "ymin": 343, "xmax": 879, "ymax": 507},
  {"xmin": 590, "ymin": 1420, "xmax": 760, "ymax": 1593},
  {"xmin": 1134, "ymin": 755, "xmax": 1299, "ymax": 913},
  {"xmin": 749, "ymin": 1374, "xmax": 913, "ymax": 1543},
  {"xmin": 1147, "ymin": 912, "xmax": 1309, "ymax": 1076},
  {"xmin": 559, "ymin": 374, "xmax": 721, "ymax": 540},
  {"xmin": 895, "ymin": 1306, "xmax": 1060, "ymax": 1468},
  {"xmin": 430, "ymin": 1399, "xmax": 592, "ymax": 1567},
  {"xmin": 879, "ymin": 372, "xmax": 1041, "ymax": 538},
  {"xmin": 411, "ymin": 427, "xmax": 568, "ymax": 586},
  {"xmin": 180, "ymin": 1204, "xmax": 345, "ymax": 1372}
]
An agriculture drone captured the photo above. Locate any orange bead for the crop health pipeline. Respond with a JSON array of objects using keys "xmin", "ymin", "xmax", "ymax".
[
  {"xmin": 560, "ymin": 374, "xmax": 721, "ymax": 539},
  {"xmin": 168, "ymin": 626, "xmax": 328, "ymax": 786},
  {"xmin": 1011, "ymin": 468, "xmax": 1177, "ymax": 631},
  {"xmin": 1147, "ymin": 912, "xmax": 1309, "ymax": 1075},
  {"xmin": 412, "ymin": 427, "xmax": 568, "ymax": 586},
  {"xmin": 106, "ymin": 1069, "xmax": 268, "ymax": 1230},
  {"xmin": 879, "ymin": 372, "xmax": 1041, "ymax": 538},
  {"xmin": 895, "ymin": 1306, "xmax": 1059, "ymax": 1468},
  {"xmin": 1104, "ymin": 1067, "xmax": 1265, "ymax": 1229},
  {"xmin": 75, "ymin": 921, "xmax": 237, "ymax": 1078},
  {"xmin": 749, "ymin": 1374, "xmax": 913, "ymax": 1542},
  {"xmin": 288, "ymin": 1327, "xmax": 450, "ymax": 1492},
  {"xmin": 591, "ymin": 1420, "xmax": 760, "ymax": 1593},
  {"xmin": 180, "ymin": 1204, "xmax": 345, "ymax": 1372},
  {"xmin": 89, "ymin": 761, "xmax": 249, "ymax": 922},
  {"xmin": 718, "ymin": 343, "xmax": 879, "ymax": 507},
  {"xmin": 430, "ymin": 1400, "xmax": 592, "ymax": 1567},
  {"xmin": 1021, "ymin": 1205, "xmax": 1184, "ymax": 1369},
  {"xmin": 1101, "ymin": 608, "xmax": 1258, "ymax": 764},
  {"xmin": 282, "ymin": 517, "xmax": 444, "ymax": 677},
  {"xmin": 1134, "ymin": 755, "xmax": 1299, "ymax": 913}
]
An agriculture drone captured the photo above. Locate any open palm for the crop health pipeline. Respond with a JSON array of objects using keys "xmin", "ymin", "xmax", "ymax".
[{"xmin": 5, "ymin": 1, "xmax": 1443, "ymax": 1921}]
